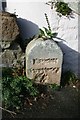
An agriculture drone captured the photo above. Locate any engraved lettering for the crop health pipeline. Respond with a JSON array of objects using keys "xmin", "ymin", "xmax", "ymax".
[{"xmin": 33, "ymin": 59, "xmax": 35, "ymax": 64}]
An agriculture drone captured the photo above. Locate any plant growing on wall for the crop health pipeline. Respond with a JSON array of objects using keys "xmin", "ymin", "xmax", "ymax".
[
  {"xmin": 46, "ymin": 0, "xmax": 72, "ymax": 17},
  {"xmin": 39, "ymin": 13, "xmax": 57, "ymax": 40},
  {"xmin": 55, "ymin": 1, "xmax": 72, "ymax": 17}
]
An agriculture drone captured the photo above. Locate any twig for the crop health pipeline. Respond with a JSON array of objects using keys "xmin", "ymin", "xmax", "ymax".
[
  {"xmin": 26, "ymin": 98, "xmax": 32, "ymax": 106},
  {"xmin": 0, "ymin": 107, "xmax": 16, "ymax": 115},
  {"xmin": 72, "ymin": 9, "xmax": 80, "ymax": 16}
]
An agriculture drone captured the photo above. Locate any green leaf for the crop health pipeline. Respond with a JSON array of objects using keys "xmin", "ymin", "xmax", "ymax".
[
  {"xmin": 43, "ymin": 27, "xmax": 49, "ymax": 33},
  {"xmin": 51, "ymin": 33, "xmax": 58, "ymax": 38},
  {"xmin": 2, "ymin": 68, "xmax": 40, "ymax": 110},
  {"xmin": 39, "ymin": 28, "xmax": 45, "ymax": 36},
  {"xmin": 43, "ymin": 27, "xmax": 52, "ymax": 36}
]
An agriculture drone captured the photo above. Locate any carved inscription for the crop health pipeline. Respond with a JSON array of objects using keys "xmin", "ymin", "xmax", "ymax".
[
  {"xmin": 33, "ymin": 58, "xmax": 58, "ymax": 65},
  {"xmin": 31, "ymin": 67, "xmax": 60, "ymax": 72},
  {"xmin": 32, "ymin": 58, "xmax": 59, "ymax": 70},
  {"xmin": 26, "ymin": 39, "xmax": 63, "ymax": 85},
  {"xmin": 30, "ymin": 58, "xmax": 60, "ymax": 84}
]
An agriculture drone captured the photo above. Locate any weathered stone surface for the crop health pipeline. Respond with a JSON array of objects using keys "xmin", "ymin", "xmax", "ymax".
[
  {"xmin": 26, "ymin": 38, "xmax": 63, "ymax": 85},
  {"xmin": 1, "ymin": 42, "xmax": 25, "ymax": 67},
  {"xmin": 0, "ymin": 11, "xmax": 19, "ymax": 48},
  {"xmin": 0, "ymin": 11, "xmax": 25, "ymax": 68}
]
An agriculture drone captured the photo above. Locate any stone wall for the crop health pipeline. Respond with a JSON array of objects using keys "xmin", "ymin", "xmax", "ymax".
[
  {"xmin": 0, "ymin": 12, "xmax": 19, "ymax": 48},
  {"xmin": 0, "ymin": 12, "xmax": 25, "ymax": 67}
]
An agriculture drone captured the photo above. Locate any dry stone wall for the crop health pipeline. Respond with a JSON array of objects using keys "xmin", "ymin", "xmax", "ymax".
[
  {"xmin": 0, "ymin": 12, "xmax": 20, "ymax": 48},
  {"xmin": 0, "ymin": 12, "xmax": 25, "ymax": 67}
]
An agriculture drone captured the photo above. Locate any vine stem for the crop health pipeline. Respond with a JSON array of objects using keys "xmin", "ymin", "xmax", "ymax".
[
  {"xmin": 72, "ymin": 9, "xmax": 80, "ymax": 16},
  {"xmin": 45, "ymin": 13, "xmax": 51, "ymax": 31},
  {"xmin": 0, "ymin": 107, "xmax": 16, "ymax": 116}
]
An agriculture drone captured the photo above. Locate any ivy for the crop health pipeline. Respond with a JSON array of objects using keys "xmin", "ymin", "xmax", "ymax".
[
  {"xmin": 46, "ymin": 1, "xmax": 72, "ymax": 17},
  {"xmin": 54, "ymin": 1, "xmax": 72, "ymax": 17}
]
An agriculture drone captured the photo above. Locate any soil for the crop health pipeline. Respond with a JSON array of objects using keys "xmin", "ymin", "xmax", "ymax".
[{"xmin": 2, "ymin": 83, "xmax": 80, "ymax": 119}]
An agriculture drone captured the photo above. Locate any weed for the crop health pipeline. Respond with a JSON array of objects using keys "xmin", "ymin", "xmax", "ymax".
[
  {"xmin": 2, "ymin": 68, "xmax": 39, "ymax": 110},
  {"xmin": 55, "ymin": 1, "xmax": 72, "ymax": 17},
  {"xmin": 39, "ymin": 13, "xmax": 58, "ymax": 40},
  {"xmin": 49, "ymin": 83, "xmax": 60, "ymax": 90},
  {"xmin": 61, "ymin": 70, "xmax": 77, "ymax": 87}
]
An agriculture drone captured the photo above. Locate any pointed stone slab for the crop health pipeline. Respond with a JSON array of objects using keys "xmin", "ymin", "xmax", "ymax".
[{"xmin": 26, "ymin": 38, "xmax": 63, "ymax": 85}]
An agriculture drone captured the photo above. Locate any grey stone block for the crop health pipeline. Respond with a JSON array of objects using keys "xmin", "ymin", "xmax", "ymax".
[{"xmin": 26, "ymin": 38, "xmax": 63, "ymax": 85}]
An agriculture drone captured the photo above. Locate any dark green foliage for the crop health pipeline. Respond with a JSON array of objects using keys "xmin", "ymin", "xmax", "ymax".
[
  {"xmin": 2, "ymin": 67, "xmax": 77, "ymax": 111},
  {"xmin": 2, "ymin": 68, "xmax": 14, "ymax": 78},
  {"xmin": 55, "ymin": 2, "xmax": 72, "ymax": 17},
  {"xmin": 2, "ymin": 69, "xmax": 39, "ymax": 110},
  {"xmin": 39, "ymin": 28, "xmax": 57, "ymax": 39},
  {"xmin": 39, "ymin": 28, "xmax": 45, "ymax": 38},
  {"xmin": 61, "ymin": 70, "xmax": 77, "ymax": 87},
  {"xmin": 49, "ymin": 83, "xmax": 60, "ymax": 90}
]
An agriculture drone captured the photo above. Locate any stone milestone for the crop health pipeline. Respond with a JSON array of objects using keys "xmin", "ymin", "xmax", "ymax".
[{"xmin": 26, "ymin": 38, "xmax": 63, "ymax": 85}]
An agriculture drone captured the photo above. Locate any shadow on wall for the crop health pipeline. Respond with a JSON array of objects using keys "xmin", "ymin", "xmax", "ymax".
[
  {"xmin": 2, "ymin": 2, "xmax": 7, "ymax": 11},
  {"xmin": 57, "ymin": 41, "xmax": 80, "ymax": 78},
  {"xmin": 0, "ymin": 1, "xmax": 7, "ymax": 11},
  {"xmin": 17, "ymin": 18, "xmax": 39, "ymax": 40}
]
